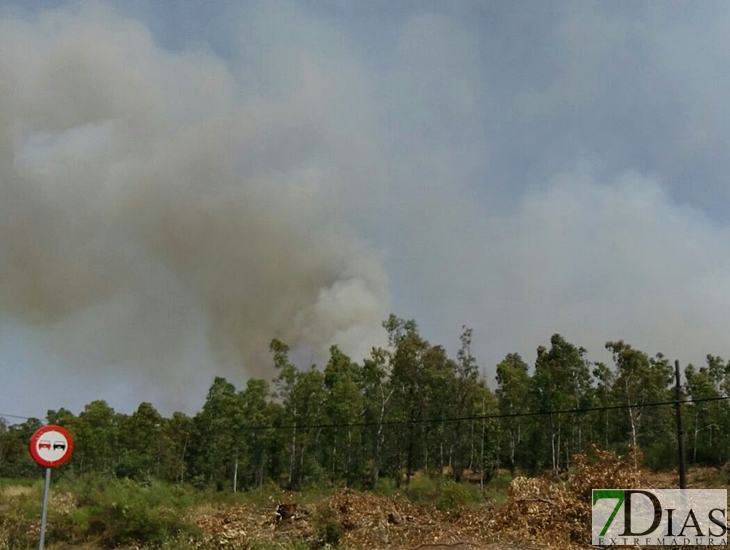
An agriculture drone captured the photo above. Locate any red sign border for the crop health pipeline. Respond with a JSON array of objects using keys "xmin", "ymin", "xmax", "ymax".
[{"xmin": 29, "ymin": 425, "xmax": 74, "ymax": 468}]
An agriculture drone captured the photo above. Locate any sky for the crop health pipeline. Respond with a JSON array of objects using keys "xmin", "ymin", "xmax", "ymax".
[{"xmin": 2, "ymin": 0, "xmax": 730, "ymax": 420}]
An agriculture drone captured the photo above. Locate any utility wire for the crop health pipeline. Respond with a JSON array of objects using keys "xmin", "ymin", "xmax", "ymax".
[
  {"xmin": 236, "ymin": 394, "xmax": 730, "ymax": 431},
  {"xmin": 0, "ymin": 412, "xmax": 35, "ymax": 420},
  {"xmin": 2, "ymin": 395, "xmax": 730, "ymax": 431}
]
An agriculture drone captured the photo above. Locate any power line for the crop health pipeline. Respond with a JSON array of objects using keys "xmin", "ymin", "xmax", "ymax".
[
  {"xmin": 238, "ymin": 394, "xmax": 730, "ymax": 432},
  {"xmin": 2, "ymin": 395, "xmax": 729, "ymax": 431},
  {"xmin": 0, "ymin": 412, "xmax": 35, "ymax": 420}
]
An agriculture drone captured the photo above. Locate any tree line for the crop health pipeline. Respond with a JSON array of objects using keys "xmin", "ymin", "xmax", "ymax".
[{"xmin": 2, "ymin": 315, "xmax": 729, "ymax": 489}]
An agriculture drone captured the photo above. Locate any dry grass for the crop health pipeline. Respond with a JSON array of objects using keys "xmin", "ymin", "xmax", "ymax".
[
  {"xmin": 0, "ymin": 485, "xmax": 34, "ymax": 498},
  {"xmin": 3, "ymin": 456, "xmax": 728, "ymax": 550}
]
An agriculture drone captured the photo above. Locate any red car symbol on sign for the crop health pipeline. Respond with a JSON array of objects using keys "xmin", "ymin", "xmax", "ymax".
[{"xmin": 39, "ymin": 440, "xmax": 51, "ymax": 450}]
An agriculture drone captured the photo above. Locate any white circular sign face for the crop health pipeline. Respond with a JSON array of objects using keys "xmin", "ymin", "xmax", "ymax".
[{"xmin": 35, "ymin": 429, "xmax": 70, "ymax": 463}]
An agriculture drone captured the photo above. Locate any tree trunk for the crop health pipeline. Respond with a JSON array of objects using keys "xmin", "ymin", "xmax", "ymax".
[
  {"xmin": 257, "ymin": 450, "xmax": 265, "ymax": 488},
  {"xmin": 233, "ymin": 450, "xmax": 238, "ymax": 492},
  {"xmin": 372, "ymin": 423, "xmax": 381, "ymax": 489},
  {"xmin": 452, "ymin": 420, "xmax": 463, "ymax": 482},
  {"xmin": 406, "ymin": 420, "xmax": 414, "ymax": 490},
  {"xmin": 556, "ymin": 420, "xmax": 562, "ymax": 476},
  {"xmin": 480, "ymin": 416, "xmax": 486, "ymax": 491},
  {"xmin": 180, "ymin": 433, "xmax": 188, "ymax": 484},
  {"xmin": 346, "ymin": 427, "xmax": 352, "ymax": 486},
  {"xmin": 332, "ymin": 436, "xmax": 337, "ymax": 478},
  {"xmin": 550, "ymin": 413, "xmax": 557, "ymax": 477},
  {"xmin": 693, "ymin": 407, "xmax": 699, "ymax": 464},
  {"xmin": 371, "ymin": 386, "xmax": 391, "ymax": 490},
  {"xmin": 299, "ymin": 440, "xmax": 305, "ymax": 488},
  {"xmin": 625, "ymin": 378, "xmax": 639, "ymax": 470},
  {"xmin": 469, "ymin": 420, "xmax": 475, "ymax": 471},
  {"xmin": 439, "ymin": 437, "xmax": 445, "ymax": 482},
  {"xmin": 509, "ymin": 429, "xmax": 516, "ymax": 476},
  {"xmin": 289, "ymin": 406, "xmax": 297, "ymax": 488}
]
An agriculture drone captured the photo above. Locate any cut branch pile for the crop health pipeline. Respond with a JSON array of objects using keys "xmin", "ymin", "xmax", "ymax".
[
  {"xmin": 492, "ymin": 447, "xmax": 641, "ymax": 549},
  {"xmin": 192, "ymin": 447, "xmax": 649, "ymax": 550}
]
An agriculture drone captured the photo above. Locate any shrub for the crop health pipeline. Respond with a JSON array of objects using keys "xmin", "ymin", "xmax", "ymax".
[
  {"xmin": 317, "ymin": 519, "xmax": 342, "ymax": 547},
  {"xmin": 374, "ymin": 477, "xmax": 396, "ymax": 496},
  {"xmin": 405, "ymin": 477, "xmax": 482, "ymax": 511},
  {"xmin": 47, "ymin": 475, "xmax": 201, "ymax": 548},
  {"xmin": 643, "ymin": 441, "xmax": 677, "ymax": 472},
  {"xmin": 435, "ymin": 480, "xmax": 482, "ymax": 511},
  {"xmin": 0, "ymin": 507, "xmax": 38, "ymax": 550}
]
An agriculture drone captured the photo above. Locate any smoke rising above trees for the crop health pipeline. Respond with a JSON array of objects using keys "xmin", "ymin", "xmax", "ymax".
[
  {"xmin": 0, "ymin": 3, "xmax": 390, "ymax": 384},
  {"xmin": 4, "ymin": 2, "xmax": 730, "ymax": 417}
]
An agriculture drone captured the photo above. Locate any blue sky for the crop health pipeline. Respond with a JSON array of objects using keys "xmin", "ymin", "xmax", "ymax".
[{"xmin": 2, "ymin": 0, "xmax": 730, "ymax": 420}]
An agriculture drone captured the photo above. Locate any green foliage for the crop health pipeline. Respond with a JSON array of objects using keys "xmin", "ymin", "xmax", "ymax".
[
  {"xmin": 405, "ymin": 477, "xmax": 482, "ymax": 511},
  {"xmin": 374, "ymin": 477, "xmax": 397, "ymax": 496},
  {"xmin": 0, "ymin": 478, "xmax": 37, "ymax": 488},
  {"xmin": 0, "ymin": 315, "xmax": 718, "ymax": 506},
  {"xmin": 48, "ymin": 475, "xmax": 201, "ymax": 548},
  {"xmin": 435, "ymin": 480, "xmax": 483, "ymax": 511},
  {"xmin": 481, "ymin": 471, "xmax": 513, "ymax": 505},
  {"xmin": 0, "ymin": 491, "xmax": 41, "ymax": 550},
  {"xmin": 318, "ymin": 519, "xmax": 342, "ymax": 547},
  {"xmin": 248, "ymin": 540, "xmax": 310, "ymax": 550},
  {"xmin": 642, "ymin": 440, "xmax": 677, "ymax": 472}
]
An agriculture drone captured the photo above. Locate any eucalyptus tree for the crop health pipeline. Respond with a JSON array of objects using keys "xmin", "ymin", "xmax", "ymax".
[
  {"xmin": 685, "ymin": 355, "xmax": 730, "ymax": 465},
  {"xmin": 287, "ymin": 365, "xmax": 328, "ymax": 487},
  {"xmin": 359, "ymin": 345, "xmax": 393, "ymax": 488},
  {"xmin": 383, "ymin": 314, "xmax": 430, "ymax": 488},
  {"xmin": 322, "ymin": 345, "xmax": 363, "ymax": 485},
  {"xmin": 192, "ymin": 377, "xmax": 244, "ymax": 488},
  {"xmin": 75, "ymin": 400, "xmax": 119, "ymax": 475},
  {"xmin": 530, "ymin": 334, "xmax": 591, "ymax": 476},
  {"xmin": 161, "ymin": 411, "xmax": 194, "ymax": 483},
  {"xmin": 450, "ymin": 327, "xmax": 483, "ymax": 482},
  {"xmin": 115, "ymin": 402, "xmax": 163, "ymax": 480},
  {"xmin": 496, "ymin": 352, "xmax": 531, "ymax": 475},
  {"xmin": 605, "ymin": 341, "xmax": 673, "ymax": 469},
  {"xmin": 591, "ymin": 361, "xmax": 615, "ymax": 449}
]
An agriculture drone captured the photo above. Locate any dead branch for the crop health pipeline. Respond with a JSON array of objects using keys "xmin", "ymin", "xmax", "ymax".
[
  {"xmin": 514, "ymin": 497, "xmax": 555, "ymax": 505},
  {"xmin": 410, "ymin": 542, "xmax": 485, "ymax": 550}
]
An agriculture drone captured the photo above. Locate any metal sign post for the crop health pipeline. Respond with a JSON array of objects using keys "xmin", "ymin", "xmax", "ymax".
[
  {"xmin": 39, "ymin": 468, "xmax": 51, "ymax": 550},
  {"xmin": 29, "ymin": 425, "xmax": 74, "ymax": 550}
]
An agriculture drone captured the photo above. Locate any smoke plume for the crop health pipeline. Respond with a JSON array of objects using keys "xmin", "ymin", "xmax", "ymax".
[{"xmin": 0, "ymin": 3, "xmax": 389, "ymax": 384}]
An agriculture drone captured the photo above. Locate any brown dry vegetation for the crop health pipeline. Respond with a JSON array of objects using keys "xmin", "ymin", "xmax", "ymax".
[
  {"xmin": 2, "ymin": 450, "xmax": 729, "ymax": 550},
  {"xmin": 188, "ymin": 448, "xmax": 728, "ymax": 550}
]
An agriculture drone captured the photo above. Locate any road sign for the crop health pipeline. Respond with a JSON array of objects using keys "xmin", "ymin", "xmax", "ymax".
[
  {"xmin": 29, "ymin": 425, "xmax": 74, "ymax": 550},
  {"xmin": 29, "ymin": 425, "xmax": 73, "ymax": 468}
]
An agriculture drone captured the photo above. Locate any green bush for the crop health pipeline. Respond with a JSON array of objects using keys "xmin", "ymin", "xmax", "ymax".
[
  {"xmin": 248, "ymin": 539, "xmax": 309, "ymax": 550},
  {"xmin": 47, "ymin": 475, "xmax": 201, "ymax": 548},
  {"xmin": 406, "ymin": 477, "xmax": 482, "ymax": 511},
  {"xmin": 317, "ymin": 519, "xmax": 342, "ymax": 547},
  {"xmin": 405, "ymin": 476, "xmax": 438, "ymax": 504},
  {"xmin": 643, "ymin": 441, "xmax": 677, "ymax": 472},
  {"xmin": 374, "ymin": 477, "xmax": 397, "ymax": 496},
  {"xmin": 0, "ymin": 478, "xmax": 38, "ymax": 489},
  {"xmin": 0, "ymin": 507, "xmax": 38, "ymax": 550},
  {"xmin": 434, "ymin": 480, "xmax": 482, "ymax": 511}
]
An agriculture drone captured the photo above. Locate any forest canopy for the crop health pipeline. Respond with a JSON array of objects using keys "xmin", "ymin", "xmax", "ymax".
[{"xmin": 2, "ymin": 315, "xmax": 728, "ymax": 490}]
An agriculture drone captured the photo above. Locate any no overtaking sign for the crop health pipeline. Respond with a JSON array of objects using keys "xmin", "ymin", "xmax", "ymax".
[
  {"xmin": 29, "ymin": 425, "xmax": 74, "ymax": 550},
  {"xmin": 29, "ymin": 425, "xmax": 73, "ymax": 468}
]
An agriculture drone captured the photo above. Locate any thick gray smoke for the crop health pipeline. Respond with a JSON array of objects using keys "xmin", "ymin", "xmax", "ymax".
[{"xmin": 0, "ymin": 4, "xmax": 389, "ymax": 383}]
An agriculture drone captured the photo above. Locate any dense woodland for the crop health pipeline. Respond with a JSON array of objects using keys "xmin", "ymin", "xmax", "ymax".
[{"xmin": 2, "ymin": 315, "xmax": 730, "ymax": 490}]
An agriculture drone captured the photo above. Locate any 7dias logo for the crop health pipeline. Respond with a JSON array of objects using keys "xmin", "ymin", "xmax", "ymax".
[{"xmin": 592, "ymin": 489, "xmax": 727, "ymax": 546}]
